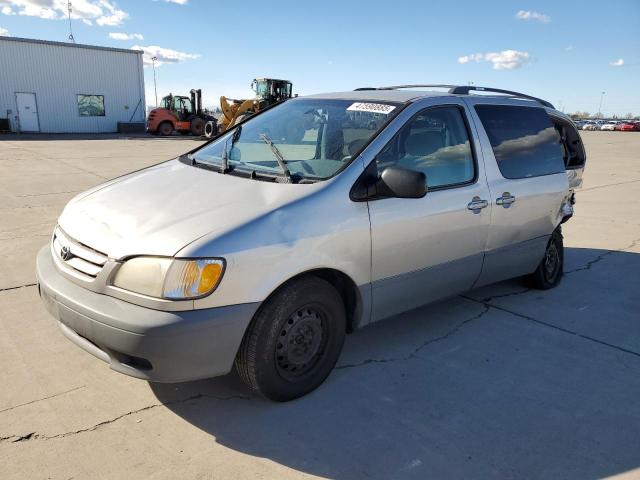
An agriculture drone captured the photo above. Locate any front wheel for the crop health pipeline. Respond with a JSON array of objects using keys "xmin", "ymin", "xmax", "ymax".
[
  {"xmin": 190, "ymin": 117, "xmax": 205, "ymax": 136},
  {"xmin": 235, "ymin": 277, "xmax": 346, "ymax": 401},
  {"xmin": 527, "ymin": 228, "xmax": 564, "ymax": 289}
]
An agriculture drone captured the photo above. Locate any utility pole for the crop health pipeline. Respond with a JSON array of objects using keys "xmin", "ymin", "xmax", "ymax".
[
  {"xmin": 598, "ymin": 91, "xmax": 605, "ymax": 119},
  {"xmin": 67, "ymin": 1, "xmax": 75, "ymax": 43},
  {"xmin": 151, "ymin": 56, "xmax": 158, "ymax": 107}
]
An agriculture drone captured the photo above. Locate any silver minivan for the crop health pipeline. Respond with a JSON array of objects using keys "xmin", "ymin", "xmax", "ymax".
[{"xmin": 36, "ymin": 85, "xmax": 586, "ymax": 401}]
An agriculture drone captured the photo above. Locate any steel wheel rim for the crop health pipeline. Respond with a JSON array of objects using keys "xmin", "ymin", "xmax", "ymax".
[{"xmin": 275, "ymin": 306, "xmax": 328, "ymax": 381}]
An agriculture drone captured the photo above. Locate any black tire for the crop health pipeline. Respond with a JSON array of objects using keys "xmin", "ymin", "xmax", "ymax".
[
  {"xmin": 190, "ymin": 117, "xmax": 205, "ymax": 136},
  {"xmin": 235, "ymin": 277, "xmax": 346, "ymax": 401},
  {"xmin": 204, "ymin": 120, "xmax": 218, "ymax": 138},
  {"xmin": 527, "ymin": 227, "xmax": 564, "ymax": 289},
  {"xmin": 158, "ymin": 121, "xmax": 173, "ymax": 136}
]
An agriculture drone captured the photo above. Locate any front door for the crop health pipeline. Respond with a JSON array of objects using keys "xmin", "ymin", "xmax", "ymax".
[
  {"xmin": 368, "ymin": 101, "xmax": 491, "ymax": 322},
  {"xmin": 16, "ymin": 92, "xmax": 40, "ymax": 132}
]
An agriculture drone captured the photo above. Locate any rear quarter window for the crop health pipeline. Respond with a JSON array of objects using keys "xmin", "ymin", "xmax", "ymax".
[{"xmin": 475, "ymin": 105, "xmax": 565, "ymax": 179}]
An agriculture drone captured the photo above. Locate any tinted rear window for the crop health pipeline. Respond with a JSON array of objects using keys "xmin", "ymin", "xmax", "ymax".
[{"xmin": 475, "ymin": 105, "xmax": 565, "ymax": 179}]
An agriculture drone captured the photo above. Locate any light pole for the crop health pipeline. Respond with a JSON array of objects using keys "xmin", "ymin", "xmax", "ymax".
[
  {"xmin": 67, "ymin": 1, "xmax": 75, "ymax": 43},
  {"xmin": 151, "ymin": 56, "xmax": 158, "ymax": 107},
  {"xmin": 598, "ymin": 91, "xmax": 605, "ymax": 119}
]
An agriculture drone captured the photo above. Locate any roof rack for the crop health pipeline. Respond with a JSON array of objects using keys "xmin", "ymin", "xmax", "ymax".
[
  {"xmin": 377, "ymin": 84, "xmax": 458, "ymax": 91},
  {"xmin": 353, "ymin": 84, "xmax": 554, "ymax": 109},
  {"xmin": 449, "ymin": 86, "xmax": 555, "ymax": 109}
]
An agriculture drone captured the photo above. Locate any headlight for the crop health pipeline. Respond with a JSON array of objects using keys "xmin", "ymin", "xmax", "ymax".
[{"xmin": 112, "ymin": 257, "xmax": 224, "ymax": 300}]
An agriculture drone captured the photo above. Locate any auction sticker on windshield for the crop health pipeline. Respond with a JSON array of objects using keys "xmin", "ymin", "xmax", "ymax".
[{"xmin": 346, "ymin": 102, "xmax": 396, "ymax": 115}]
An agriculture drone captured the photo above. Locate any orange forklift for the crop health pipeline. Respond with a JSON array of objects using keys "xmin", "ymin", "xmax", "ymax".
[{"xmin": 147, "ymin": 88, "xmax": 213, "ymax": 136}]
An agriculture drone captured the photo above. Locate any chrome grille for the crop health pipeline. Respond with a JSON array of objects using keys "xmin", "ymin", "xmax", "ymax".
[{"xmin": 52, "ymin": 227, "xmax": 108, "ymax": 278}]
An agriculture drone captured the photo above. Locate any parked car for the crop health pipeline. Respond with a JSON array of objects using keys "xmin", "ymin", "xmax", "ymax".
[
  {"xmin": 583, "ymin": 122, "xmax": 599, "ymax": 131},
  {"xmin": 601, "ymin": 121, "xmax": 618, "ymax": 131},
  {"xmin": 36, "ymin": 85, "xmax": 586, "ymax": 401},
  {"xmin": 618, "ymin": 121, "xmax": 640, "ymax": 132}
]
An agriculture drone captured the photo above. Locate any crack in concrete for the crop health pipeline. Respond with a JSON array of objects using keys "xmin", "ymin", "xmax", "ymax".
[
  {"xmin": 579, "ymin": 178, "xmax": 640, "ymax": 193},
  {"xmin": 0, "ymin": 386, "xmax": 86, "ymax": 414},
  {"xmin": 565, "ymin": 238, "xmax": 640, "ymax": 274},
  {"xmin": 335, "ymin": 304, "xmax": 491, "ymax": 370},
  {"xmin": 478, "ymin": 287, "xmax": 531, "ymax": 303},
  {"xmin": 0, "ymin": 283, "xmax": 37, "ymax": 293},
  {"xmin": 15, "ymin": 190, "xmax": 81, "ymax": 198},
  {"xmin": 0, "ymin": 233, "xmax": 50, "ymax": 241},
  {"xmin": 462, "ymin": 295, "xmax": 640, "ymax": 360},
  {"xmin": 0, "ymin": 393, "xmax": 249, "ymax": 444}
]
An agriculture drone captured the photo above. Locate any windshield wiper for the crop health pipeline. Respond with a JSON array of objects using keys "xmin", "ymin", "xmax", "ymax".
[
  {"xmin": 221, "ymin": 126, "xmax": 242, "ymax": 173},
  {"xmin": 259, "ymin": 133, "xmax": 292, "ymax": 183}
]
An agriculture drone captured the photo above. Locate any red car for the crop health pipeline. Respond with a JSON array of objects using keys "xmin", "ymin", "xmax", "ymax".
[{"xmin": 618, "ymin": 122, "xmax": 640, "ymax": 131}]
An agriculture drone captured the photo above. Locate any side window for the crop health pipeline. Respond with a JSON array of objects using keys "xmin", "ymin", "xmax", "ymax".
[
  {"xmin": 175, "ymin": 97, "xmax": 192, "ymax": 115},
  {"xmin": 475, "ymin": 105, "xmax": 565, "ymax": 179},
  {"xmin": 551, "ymin": 117, "xmax": 586, "ymax": 169},
  {"xmin": 375, "ymin": 106, "xmax": 476, "ymax": 189}
]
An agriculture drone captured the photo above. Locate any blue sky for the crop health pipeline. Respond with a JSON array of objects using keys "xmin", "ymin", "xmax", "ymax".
[{"xmin": 1, "ymin": 0, "xmax": 638, "ymax": 116}]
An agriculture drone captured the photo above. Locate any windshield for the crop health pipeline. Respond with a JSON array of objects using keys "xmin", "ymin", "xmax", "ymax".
[
  {"xmin": 190, "ymin": 98, "xmax": 401, "ymax": 182},
  {"xmin": 255, "ymin": 81, "xmax": 269, "ymax": 98}
]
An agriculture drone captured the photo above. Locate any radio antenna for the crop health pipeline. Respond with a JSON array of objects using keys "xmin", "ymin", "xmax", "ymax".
[{"xmin": 67, "ymin": 1, "xmax": 75, "ymax": 43}]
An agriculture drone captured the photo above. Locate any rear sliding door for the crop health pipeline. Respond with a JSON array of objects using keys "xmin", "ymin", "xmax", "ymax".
[{"xmin": 469, "ymin": 103, "xmax": 570, "ymax": 287}]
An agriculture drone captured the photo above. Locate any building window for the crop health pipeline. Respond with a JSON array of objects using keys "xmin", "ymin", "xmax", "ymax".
[{"xmin": 77, "ymin": 95, "xmax": 105, "ymax": 117}]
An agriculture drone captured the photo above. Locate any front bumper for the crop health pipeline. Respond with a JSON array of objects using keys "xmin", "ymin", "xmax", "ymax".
[{"xmin": 36, "ymin": 246, "xmax": 259, "ymax": 383}]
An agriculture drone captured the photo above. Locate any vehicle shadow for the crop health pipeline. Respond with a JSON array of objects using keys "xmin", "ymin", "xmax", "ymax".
[{"xmin": 150, "ymin": 247, "xmax": 640, "ymax": 479}]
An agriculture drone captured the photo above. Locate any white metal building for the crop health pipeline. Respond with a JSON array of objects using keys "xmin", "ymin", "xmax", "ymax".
[{"xmin": 0, "ymin": 36, "xmax": 145, "ymax": 133}]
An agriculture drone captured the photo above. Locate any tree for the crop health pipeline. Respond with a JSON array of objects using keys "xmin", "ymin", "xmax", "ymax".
[{"xmin": 569, "ymin": 111, "xmax": 590, "ymax": 120}]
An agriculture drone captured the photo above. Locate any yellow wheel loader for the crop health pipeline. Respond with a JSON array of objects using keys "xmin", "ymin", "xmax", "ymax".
[{"xmin": 204, "ymin": 78, "xmax": 293, "ymax": 138}]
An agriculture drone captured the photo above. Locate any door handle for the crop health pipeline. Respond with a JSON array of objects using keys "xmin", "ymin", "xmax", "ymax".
[
  {"xmin": 467, "ymin": 196, "xmax": 488, "ymax": 213},
  {"xmin": 496, "ymin": 192, "xmax": 516, "ymax": 208}
]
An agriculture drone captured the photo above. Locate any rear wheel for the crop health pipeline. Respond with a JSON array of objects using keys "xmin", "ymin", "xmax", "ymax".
[
  {"xmin": 190, "ymin": 117, "xmax": 205, "ymax": 136},
  {"xmin": 235, "ymin": 277, "xmax": 346, "ymax": 401},
  {"xmin": 158, "ymin": 121, "xmax": 173, "ymax": 136},
  {"xmin": 528, "ymin": 227, "xmax": 564, "ymax": 289}
]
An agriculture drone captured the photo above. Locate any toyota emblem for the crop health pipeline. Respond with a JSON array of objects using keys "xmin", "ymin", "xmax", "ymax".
[{"xmin": 60, "ymin": 245, "xmax": 73, "ymax": 261}]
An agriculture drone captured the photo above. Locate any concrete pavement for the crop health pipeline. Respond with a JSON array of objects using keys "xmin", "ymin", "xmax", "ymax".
[{"xmin": 1, "ymin": 132, "xmax": 639, "ymax": 479}]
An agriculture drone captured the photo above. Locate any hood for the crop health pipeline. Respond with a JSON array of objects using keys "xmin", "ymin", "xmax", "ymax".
[{"xmin": 58, "ymin": 159, "xmax": 318, "ymax": 259}]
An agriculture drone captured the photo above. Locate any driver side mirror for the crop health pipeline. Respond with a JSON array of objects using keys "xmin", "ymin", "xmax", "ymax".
[{"xmin": 376, "ymin": 166, "xmax": 427, "ymax": 199}]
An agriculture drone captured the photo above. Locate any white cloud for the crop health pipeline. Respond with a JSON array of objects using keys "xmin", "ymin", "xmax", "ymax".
[
  {"xmin": 609, "ymin": 58, "xmax": 624, "ymax": 67},
  {"xmin": 458, "ymin": 50, "xmax": 531, "ymax": 70},
  {"xmin": 457, "ymin": 53, "xmax": 484, "ymax": 64},
  {"xmin": 515, "ymin": 10, "xmax": 551, "ymax": 23},
  {"xmin": 109, "ymin": 31, "xmax": 143, "ymax": 40},
  {"xmin": 164, "ymin": 0, "xmax": 188, "ymax": 3},
  {"xmin": 0, "ymin": 26, "xmax": 9, "ymax": 35},
  {"xmin": 485, "ymin": 50, "xmax": 530, "ymax": 70},
  {"xmin": 0, "ymin": 0, "xmax": 128, "ymax": 26},
  {"xmin": 565, "ymin": 45, "xmax": 574, "ymax": 51},
  {"xmin": 131, "ymin": 44, "xmax": 200, "ymax": 67}
]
